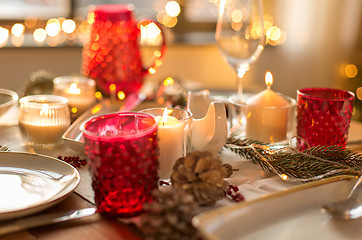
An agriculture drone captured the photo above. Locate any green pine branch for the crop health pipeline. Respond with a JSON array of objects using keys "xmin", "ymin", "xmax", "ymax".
[{"xmin": 224, "ymin": 138, "xmax": 362, "ymax": 181}]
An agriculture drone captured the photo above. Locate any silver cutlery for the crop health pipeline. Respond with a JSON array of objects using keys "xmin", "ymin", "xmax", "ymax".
[
  {"xmin": 0, "ymin": 145, "xmax": 10, "ymax": 152},
  {"xmin": 0, "ymin": 208, "xmax": 97, "ymax": 235},
  {"xmin": 323, "ymin": 175, "xmax": 362, "ymax": 219}
]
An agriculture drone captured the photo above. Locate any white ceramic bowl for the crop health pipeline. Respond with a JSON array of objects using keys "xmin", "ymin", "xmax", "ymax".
[{"xmin": 0, "ymin": 89, "xmax": 18, "ymax": 117}]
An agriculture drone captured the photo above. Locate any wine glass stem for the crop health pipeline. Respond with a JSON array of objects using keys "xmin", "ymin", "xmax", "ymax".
[{"xmin": 237, "ymin": 66, "xmax": 248, "ymax": 96}]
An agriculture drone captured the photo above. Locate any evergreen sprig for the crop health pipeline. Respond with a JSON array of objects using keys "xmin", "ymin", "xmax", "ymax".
[{"xmin": 224, "ymin": 138, "xmax": 362, "ymax": 182}]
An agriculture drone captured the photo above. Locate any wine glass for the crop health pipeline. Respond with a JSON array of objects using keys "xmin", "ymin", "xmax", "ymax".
[{"xmin": 216, "ymin": 0, "xmax": 265, "ymax": 97}]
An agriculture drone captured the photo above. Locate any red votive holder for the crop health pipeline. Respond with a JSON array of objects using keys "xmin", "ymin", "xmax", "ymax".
[
  {"xmin": 80, "ymin": 112, "xmax": 159, "ymax": 217},
  {"xmin": 296, "ymin": 88, "xmax": 355, "ymax": 150}
]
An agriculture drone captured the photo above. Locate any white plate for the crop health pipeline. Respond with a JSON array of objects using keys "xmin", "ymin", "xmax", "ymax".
[
  {"xmin": 193, "ymin": 175, "xmax": 362, "ymax": 240},
  {"xmin": 0, "ymin": 151, "xmax": 80, "ymax": 221}
]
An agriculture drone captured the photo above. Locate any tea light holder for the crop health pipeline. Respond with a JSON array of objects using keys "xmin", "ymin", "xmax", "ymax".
[
  {"xmin": 19, "ymin": 95, "xmax": 71, "ymax": 147},
  {"xmin": 53, "ymin": 76, "xmax": 96, "ymax": 119},
  {"xmin": 229, "ymin": 94, "xmax": 296, "ymax": 144}
]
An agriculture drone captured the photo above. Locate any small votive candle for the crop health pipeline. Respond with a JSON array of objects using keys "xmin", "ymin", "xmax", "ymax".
[
  {"xmin": 140, "ymin": 108, "xmax": 192, "ymax": 180},
  {"xmin": 53, "ymin": 76, "xmax": 96, "ymax": 119},
  {"xmin": 229, "ymin": 72, "xmax": 296, "ymax": 144},
  {"xmin": 19, "ymin": 95, "xmax": 71, "ymax": 147}
]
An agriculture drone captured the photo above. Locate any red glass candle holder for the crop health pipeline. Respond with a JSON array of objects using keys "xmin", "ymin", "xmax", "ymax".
[
  {"xmin": 81, "ymin": 4, "xmax": 166, "ymax": 97},
  {"xmin": 296, "ymin": 88, "xmax": 355, "ymax": 150},
  {"xmin": 80, "ymin": 112, "xmax": 159, "ymax": 217}
]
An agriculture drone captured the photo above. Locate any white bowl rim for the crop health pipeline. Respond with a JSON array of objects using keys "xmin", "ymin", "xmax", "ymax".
[{"xmin": 0, "ymin": 88, "xmax": 19, "ymax": 109}]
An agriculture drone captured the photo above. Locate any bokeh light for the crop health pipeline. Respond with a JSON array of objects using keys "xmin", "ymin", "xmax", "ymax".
[
  {"xmin": 46, "ymin": 19, "xmax": 61, "ymax": 37},
  {"xmin": 165, "ymin": 1, "xmax": 181, "ymax": 17},
  {"xmin": 62, "ymin": 19, "xmax": 76, "ymax": 34},
  {"xmin": 33, "ymin": 28, "xmax": 47, "ymax": 43},
  {"xmin": 0, "ymin": 27, "xmax": 9, "ymax": 47},
  {"xmin": 345, "ymin": 64, "xmax": 358, "ymax": 78},
  {"xmin": 11, "ymin": 24, "xmax": 25, "ymax": 37}
]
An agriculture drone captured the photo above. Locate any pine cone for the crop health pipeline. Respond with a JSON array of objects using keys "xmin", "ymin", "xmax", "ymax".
[
  {"xmin": 140, "ymin": 188, "xmax": 200, "ymax": 240},
  {"xmin": 171, "ymin": 151, "xmax": 229, "ymax": 206}
]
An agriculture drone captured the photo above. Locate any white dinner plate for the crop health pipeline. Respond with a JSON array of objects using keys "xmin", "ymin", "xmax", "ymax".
[
  {"xmin": 0, "ymin": 151, "xmax": 80, "ymax": 221},
  {"xmin": 193, "ymin": 175, "xmax": 362, "ymax": 240}
]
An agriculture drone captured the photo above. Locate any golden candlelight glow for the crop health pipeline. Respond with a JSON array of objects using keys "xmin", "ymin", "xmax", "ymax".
[
  {"xmin": 45, "ymin": 19, "xmax": 61, "ymax": 37},
  {"xmin": 62, "ymin": 19, "xmax": 76, "ymax": 34},
  {"xmin": 0, "ymin": 27, "xmax": 9, "ymax": 47},
  {"xmin": 140, "ymin": 22, "xmax": 161, "ymax": 39},
  {"xmin": 266, "ymin": 26, "xmax": 281, "ymax": 41},
  {"xmin": 281, "ymin": 174, "xmax": 288, "ymax": 180},
  {"xmin": 345, "ymin": 64, "xmax": 358, "ymax": 78},
  {"xmin": 163, "ymin": 77, "xmax": 174, "ymax": 86},
  {"xmin": 33, "ymin": 28, "xmax": 47, "ymax": 43},
  {"xmin": 24, "ymin": 16, "xmax": 37, "ymax": 29},
  {"xmin": 95, "ymin": 91, "xmax": 102, "ymax": 100},
  {"xmin": 231, "ymin": 9, "xmax": 243, "ymax": 23},
  {"xmin": 66, "ymin": 83, "xmax": 81, "ymax": 95},
  {"xmin": 87, "ymin": 11, "xmax": 95, "ymax": 25},
  {"xmin": 357, "ymin": 87, "xmax": 362, "ymax": 100},
  {"xmin": 109, "ymin": 84, "xmax": 116, "ymax": 92},
  {"xmin": 40, "ymin": 104, "xmax": 50, "ymax": 116},
  {"xmin": 149, "ymin": 67, "xmax": 156, "ymax": 74},
  {"xmin": 265, "ymin": 71, "xmax": 273, "ymax": 88},
  {"xmin": 11, "ymin": 24, "xmax": 25, "ymax": 37},
  {"xmin": 117, "ymin": 91, "xmax": 125, "ymax": 100},
  {"xmin": 165, "ymin": 1, "xmax": 181, "ymax": 17},
  {"xmin": 91, "ymin": 105, "xmax": 102, "ymax": 115},
  {"xmin": 11, "ymin": 35, "xmax": 24, "ymax": 47},
  {"xmin": 71, "ymin": 107, "xmax": 78, "ymax": 113}
]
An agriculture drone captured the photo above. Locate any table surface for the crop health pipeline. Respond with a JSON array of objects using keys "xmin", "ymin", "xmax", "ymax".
[{"xmin": 0, "ymin": 106, "xmax": 362, "ymax": 240}]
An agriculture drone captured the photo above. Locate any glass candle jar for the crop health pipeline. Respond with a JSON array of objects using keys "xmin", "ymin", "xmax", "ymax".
[
  {"xmin": 19, "ymin": 95, "xmax": 71, "ymax": 148},
  {"xmin": 139, "ymin": 108, "xmax": 192, "ymax": 180},
  {"xmin": 81, "ymin": 112, "xmax": 159, "ymax": 217},
  {"xmin": 53, "ymin": 76, "xmax": 96, "ymax": 120}
]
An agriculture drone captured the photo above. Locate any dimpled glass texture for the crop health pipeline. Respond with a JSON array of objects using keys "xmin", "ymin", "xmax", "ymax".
[
  {"xmin": 81, "ymin": 5, "xmax": 143, "ymax": 96},
  {"xmin": 81, "ymin": 112, "xmax": 159, "ymax": 217},
  {"xmin": 297, "ymin": 88, "xmax": 355, "ymax": 150}
]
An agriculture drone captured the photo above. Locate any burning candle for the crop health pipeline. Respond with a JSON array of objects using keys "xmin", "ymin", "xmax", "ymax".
[
  {"xmin": 19, "ymin": 95, "xmax": 71, "ymax": 147},
  {"xmin": 53, "ymin": 76, "xmax": 96, "ymax": 119},
  {"xmin": 140, "ymin": 107, "xmax": 192, "ymax": 179},
  {"xmin": 245, "ymin": 72, "xmax": 290, "ymax": 143}
]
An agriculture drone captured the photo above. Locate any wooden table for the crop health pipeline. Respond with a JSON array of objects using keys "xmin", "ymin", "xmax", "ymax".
[{"xmin": 2, "ymin": 193, "xmax": 145, "ymax": 240}]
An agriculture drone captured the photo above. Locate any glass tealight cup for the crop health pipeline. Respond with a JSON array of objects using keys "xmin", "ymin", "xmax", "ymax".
[
  {"xmin": 19, "ymin": 95, "xmax": 71, "ymax": 148},
  {"xmin": 53, "ymin": 76, "xmax": 96, "ymax": 120},
  {"xmin": 139, "ymin": 108, "xmax": 193, "ymax": 180},
  {"xmin": 229, "ymin": 94, "xmax": 296, "ymax": 145}
]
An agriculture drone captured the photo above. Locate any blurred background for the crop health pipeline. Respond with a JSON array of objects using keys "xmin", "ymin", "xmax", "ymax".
[{"xmin": 0, "ymin": 0, "xmax": 360, "ymax": 120}]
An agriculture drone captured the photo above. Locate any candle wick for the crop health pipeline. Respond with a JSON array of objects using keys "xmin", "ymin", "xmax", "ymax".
[{"xmin": 267, "ymin": 85, "xmax": 271, "ymax": 90}]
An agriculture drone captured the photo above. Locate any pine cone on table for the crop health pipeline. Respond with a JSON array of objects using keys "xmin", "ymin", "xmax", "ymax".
[
  {"xmin": 140, "ymin": 188, "xmax": 200, "ymax": 240},
  {"xmin": 171, "ymin": 151, "xmax": 229, "ymax": 206}
]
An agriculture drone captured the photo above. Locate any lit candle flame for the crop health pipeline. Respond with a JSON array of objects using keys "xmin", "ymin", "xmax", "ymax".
[
  {"xmin": 66, "ymin": 83, "xmax": 81, "ymax": 94},
  {"xmin": 161, "ymin": 107, "xmax": 169, "ymax": 125},
  {"xmin": 265, "ymin": 71, "xmax": 273, "ymax": 89}
]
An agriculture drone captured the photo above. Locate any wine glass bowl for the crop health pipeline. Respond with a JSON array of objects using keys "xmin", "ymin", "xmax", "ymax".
[{"xmin": 216, "ymin": 0, "xmax": 265, "ymax": 95}]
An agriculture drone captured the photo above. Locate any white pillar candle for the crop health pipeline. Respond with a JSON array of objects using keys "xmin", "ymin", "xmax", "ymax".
[
  {"xmin": 53, "ymin": 76, "xmax": 96, "ymax": 119},
  {"xmin": 245, "ymin": 72, "xmax": 289, "ymax": 143},
  {"xmin": 156, "ymin": 108, "xmax": 185, "ymax": 179}
]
